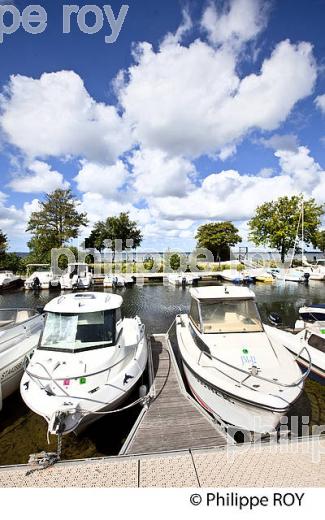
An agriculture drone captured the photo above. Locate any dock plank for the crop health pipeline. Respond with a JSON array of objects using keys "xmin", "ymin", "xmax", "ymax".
[{"xmin": 125, "ymin": 335, "xmax": 227, "ymax": 454}]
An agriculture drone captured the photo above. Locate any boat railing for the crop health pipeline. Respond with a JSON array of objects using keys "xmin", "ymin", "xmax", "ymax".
[{"xmin": 197, "ymin": 344, "xmax": 312, "ymax": 389}]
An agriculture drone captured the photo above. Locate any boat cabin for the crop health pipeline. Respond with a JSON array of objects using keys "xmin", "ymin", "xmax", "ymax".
[
  {"xmin": 189, "ymin": 286, "xmax": 263, "ymax": 334},
  {"xmin": 39, "ymin": 292, "xmax": 123, "ymax": 353}
]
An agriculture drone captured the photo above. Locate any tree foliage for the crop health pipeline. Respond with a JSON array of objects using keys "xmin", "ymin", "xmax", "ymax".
[
  {"xmin": 248, "ymin": 195, "xmax": 324, "ymax": 263},
  {"xmin": 315, "ymin": 230, "xmax": 325, "ymax": 253},
  {"xmin": 0, "ymin": 229, "xmax": 8, "ymax": 256},
  {"xmin": 0, "ymin": 253, "xmax": 24, "ymax": 273},
  {"xmin": 87, "ymin": 212, "xmax": 143, "ymax": 252},
  {"xmin": 195, "ymin": 221, "xmax": 242, "ymax": 261},
  {"xmin": 169, "ymin": 253, "xmax": 181, "ymax": 271},
  {"xmin": 26, "ymin": 189, "xmax": 88, "ymax": 250}
]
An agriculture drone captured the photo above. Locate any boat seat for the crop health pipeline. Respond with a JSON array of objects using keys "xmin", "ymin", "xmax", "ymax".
[{"xmin": 15, "ymin": 310, "xmax": 30, "ymax": 323}]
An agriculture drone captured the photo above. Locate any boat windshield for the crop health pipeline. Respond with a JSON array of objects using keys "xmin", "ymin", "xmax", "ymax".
[
  {"xmin": 199, "ymin": 299, "xmax": 263, "ymax": 333},
  {"xmin": 40, "ymin": 311, "xmax": 115, "ymax": 352}
]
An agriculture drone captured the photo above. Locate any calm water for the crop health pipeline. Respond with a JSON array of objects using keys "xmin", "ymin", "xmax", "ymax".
[{"xmin": 0, "ymin": 280, "xmax": 324, "ymax": 465}]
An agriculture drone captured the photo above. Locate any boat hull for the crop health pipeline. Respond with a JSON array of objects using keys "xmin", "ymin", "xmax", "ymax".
[
  {"xmin": 0, "ymin": 315, "xmax": 43, "ymax": 409},
  {"xmin": 20, "ymin": 330, "xmax": 148, "ymax": 435},
  {"xmin": 182, "ymin": 362, "xmax": 284, "ymax": 434}
]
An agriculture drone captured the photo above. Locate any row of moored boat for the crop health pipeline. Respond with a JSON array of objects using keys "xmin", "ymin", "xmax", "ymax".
[{"xmin": 0, "ymin": 287, "xmax": 324, "ymax": 441}]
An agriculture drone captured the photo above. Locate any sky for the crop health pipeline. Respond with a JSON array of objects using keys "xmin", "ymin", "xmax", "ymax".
[{"xmin": 0, "ymin": 0, "xmax": 324, "ymax": 252}]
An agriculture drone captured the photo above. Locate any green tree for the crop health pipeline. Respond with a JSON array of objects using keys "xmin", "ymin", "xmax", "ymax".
[
  {"xmin": 195, "ymin": 222, "xmax": 242, "ymax": 261},
  {"xmin": 169, "ymin": 253, "xmax": 181, "ymax": 271},
  {"xmin": 0, "ymin": 229, "xmax": 8, "ymax": 256},
  {"xmin": 26, "ymin": 189, "xmax": 88, "ymax": 258},
  {"xmin": 87, "ymin": 212, "xmax": 143, "ymax": 252},
  {"xmin": 0, "ymin": 253, "xmax": 24, "ymax": 273},
  {"xmin": 248, "ymin": 195, "xmax": 324, "ymax": 263},
  {"xmin": 315, "ymin": 230, "xmax": 325, "ymax": 253}
]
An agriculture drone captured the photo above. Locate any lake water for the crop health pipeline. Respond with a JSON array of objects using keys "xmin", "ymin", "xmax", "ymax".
[{"xmin": 0, "ymin": 280, "xmax": 324, "ymax": 465}]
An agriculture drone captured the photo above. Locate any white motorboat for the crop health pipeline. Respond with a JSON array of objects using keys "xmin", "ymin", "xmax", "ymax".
[
  {"xmin": 271, "ymin": 268, "xmax": 308, "ymax": 283},
  {"xmin": 315, "ymin": 258, "xmax": 325, "ymax": 272},
  {"xmin": 60, "ymin": 263, "xmax": 93, "ymax": 290},
  {"xmin": 20, "ymin": 292, "xmax": 148, "ymax": 435},
  {"xmin": 176, "ymin": 286, "xmax": 308, "ymax": 434},
  {"xmin": 103, "ymin": 274, "xmax": 135, "ymax": 288},
  {"xmin": 296, "ymin": 304, "xmax": 325, "ymax": 324},
  {"xmin": 0, "ymin": 308, "xmax": 43, "ymax": 410},
  {"xmin": 247, "ymin": 269, "xmax": 273, "ymax": 283},
  {"xmin": 220, "ymin": 270, "xmax": 244, "ymax": 284},
  {"xmin": 167, "ymin": 272, "xmax": 200, "ymax": 286},
  {"xmin": 24, "ymin": 264, "xmax": 60, "ymax": 290},
  {"xmin": 0, "ymin": 271, "xmax": 22, "ymax": 291},
  {"xmin": 296, "ymin": 256, "xmax": 325, "ymax": 281},
  {"xmin": 269, "ymin": 322, "xmax": 325, "ymax": 381}
]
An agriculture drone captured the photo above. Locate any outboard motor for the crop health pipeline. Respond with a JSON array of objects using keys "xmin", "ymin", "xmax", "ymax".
[
  {"xmin": 304, "ymin": 272, "xmax": 310, "ymax": 284},
  {"xmin": 268, "ymin": 312, "xmax": 282, "ymax": 327},
  {"xmin": 181, "ymin": 276, "xmax": 187, "ymax": 287},
  {"xmin": 31, "ymin": 276, "xmax": 41, "ymax": 292}
]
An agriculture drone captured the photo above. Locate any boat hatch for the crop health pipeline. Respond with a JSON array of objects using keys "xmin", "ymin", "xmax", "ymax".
[{"xmin": 74, "ymin": 293, "xmax": 96, "ymax": 299}]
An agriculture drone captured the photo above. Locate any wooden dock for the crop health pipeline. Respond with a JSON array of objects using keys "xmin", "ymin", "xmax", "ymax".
[{"xmin": 121, "ymin": 335, "xmax": 228, "ymax": 455}]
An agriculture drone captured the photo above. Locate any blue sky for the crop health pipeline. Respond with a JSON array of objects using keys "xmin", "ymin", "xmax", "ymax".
[{"xmin": 0, "ymin": 0, "xmax": 324, "ymax": 252}]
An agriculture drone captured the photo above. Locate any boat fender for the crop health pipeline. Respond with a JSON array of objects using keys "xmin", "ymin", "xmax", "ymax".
[{"xmin": 139, "ymin": 384, "xmax": 147, "ymax": 398}]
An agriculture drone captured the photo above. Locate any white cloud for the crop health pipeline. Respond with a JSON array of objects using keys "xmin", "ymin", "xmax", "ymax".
[
  {"xmin": 149, "ymin": 146, "xmax": 325, "ymax": 222},
  {"xmin": 201, "ymin": 0, "xmax": 269, "ymax": 48},
  {"xmin": 0, "ymin": 191, "xmax": 37, "ymax": 247},
  {"xmin": 118, "ymin": 38, "xmax": 316, "ymax": 158},
  {"xmin": 130, "ymin": 148, "xmax": 195, "ymax": 197},
  {"xmin": 8, "ymin": 160, "xmax": 69, "ymax": 193},
  {"xmin": 275, "ymin": 146, "xmax": 324, "ymax": 193},
  {"xmin": 315, "ymin": 94, "xmax": 325, "ymax": 114},
  {"xmin": 261, "ymin": 133, "xmax": 299, "ymax": 151},
  {"xmin": 75, "ymin": 160, "xmax": 129, "ymax": 198},
  {"xmin": 0, "ymin": 71, "xmax": 133, "ymax": 163}
]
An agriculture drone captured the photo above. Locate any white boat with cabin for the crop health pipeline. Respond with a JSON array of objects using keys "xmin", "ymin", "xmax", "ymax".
[
  {"xmin": 0, "ymin": 308, "xmax": 43, "ymax": 410},
  {"xmin": 296, "ymin": 256, "xmax": 325, "ymax": 281},
  {"xmin": 176, "ymin": 286, "xmax": 308, "ymax": 434},
  {"xmin": 167, "ymin": 272, "xmax": 200, "ymax": 286},
  {"xmin": 20, "ymin": 292, "xmax": 148, "ymax": 435},
  {"xmin": 0, "ymin": 271, "xmax": 22, "ymax": 291},
  {"xmin": 104, "ymin": 274, "xmax": 135, "ymax": 288},
  {"xmin": 60, "ymin": 263, "xmax": 93, "ymax": 290},
  {"xmin": 24, "ymin": 264, "xmax": 60, "ymax": 290}
]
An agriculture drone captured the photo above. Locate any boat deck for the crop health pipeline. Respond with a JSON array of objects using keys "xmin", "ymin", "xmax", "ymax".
[{"xmin": 122, "ymin": 334, "xmax": 228, "ymax": 455}]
